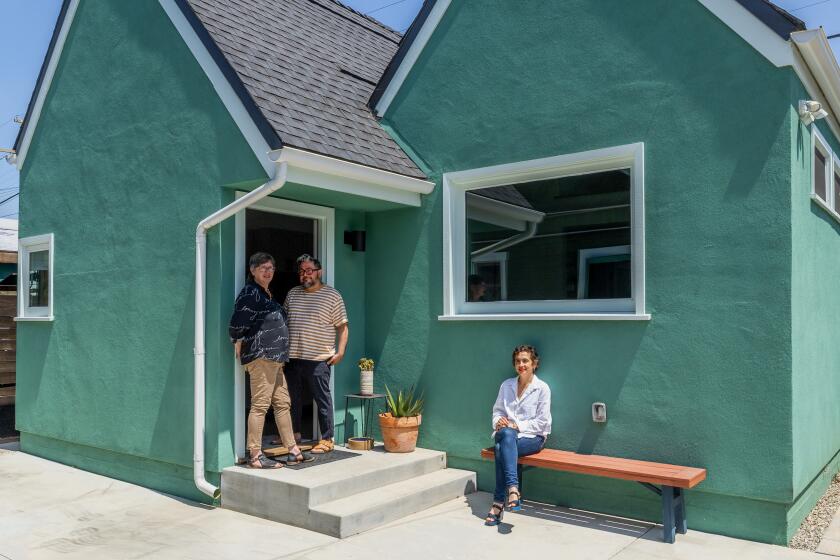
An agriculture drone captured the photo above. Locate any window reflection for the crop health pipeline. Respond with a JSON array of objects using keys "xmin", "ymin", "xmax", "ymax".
[
  {"xmin": 465, "ymin": 169, "xmax": 631, "ymax": 302},
  {"xmin": 28, "ymin": 250, "xmax": 49, "ymax": 308}
]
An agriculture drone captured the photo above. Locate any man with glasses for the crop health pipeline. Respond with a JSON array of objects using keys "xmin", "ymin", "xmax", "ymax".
[{"xmin": 284, "ymin": 254, "xmax": 349, "ymax": 453}]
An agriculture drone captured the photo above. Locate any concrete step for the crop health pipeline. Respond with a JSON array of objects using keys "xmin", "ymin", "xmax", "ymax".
[
  {"xmin": 222, "ymin": 445, "xmax": 446, "ymax": 510},
  {"xmin": 220, "ymin": 445, "xmax": 475, "ymax": 537},
  {"xmin": 310, "ymin": 468, "xmax": 477, "ymax": 538}
]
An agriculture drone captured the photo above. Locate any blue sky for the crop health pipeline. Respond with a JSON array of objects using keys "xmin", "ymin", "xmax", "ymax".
[{"xmin": 0, "ymin": 0, "xmax": 838, "ymax": 222}]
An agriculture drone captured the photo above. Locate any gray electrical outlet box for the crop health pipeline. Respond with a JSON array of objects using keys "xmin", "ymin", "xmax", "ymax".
[{"xmin": 592, "ymin": 402, "xmax": 607, "ymax": 423}]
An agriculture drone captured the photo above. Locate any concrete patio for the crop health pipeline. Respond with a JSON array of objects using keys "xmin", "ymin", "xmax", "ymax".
[{"xmin": 0, "ymin": 442, "xmax": 827, "ymax": 560}]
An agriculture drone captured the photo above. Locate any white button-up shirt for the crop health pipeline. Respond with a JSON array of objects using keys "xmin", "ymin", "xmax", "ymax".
[{"xmin": 491, "ymin": 375, "xmax": 552, "ymax": 439}]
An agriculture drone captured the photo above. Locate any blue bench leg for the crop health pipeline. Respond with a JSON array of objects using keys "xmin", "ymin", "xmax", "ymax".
[
  {"xmin": 675, "ymin": 487, "xmax": 687, "ymax": 534},
  {"xmin": 662, "ymin": 486, "xmax": 676, "ymax": 544}
]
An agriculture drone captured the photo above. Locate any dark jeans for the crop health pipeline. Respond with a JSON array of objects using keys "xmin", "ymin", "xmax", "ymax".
[
  {"xmin": 287, "ymin": 359, "xmax": 334, "ymax": 440},
  {"xmin": 494, "ymin": 428, "xmax": 545, "ymax": 502}
]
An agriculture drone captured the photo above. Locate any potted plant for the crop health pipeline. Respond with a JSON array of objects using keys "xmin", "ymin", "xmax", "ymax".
[
  {"xmin": 378, "ymin": 385, "xmax": 424, "ymax": 453},
  {"xmin": 358, "ymin": 357, "xmax": 374, "ymax": 396}
]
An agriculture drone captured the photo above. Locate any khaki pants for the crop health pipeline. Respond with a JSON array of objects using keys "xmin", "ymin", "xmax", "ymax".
[{"xmin": 245, "ymin": 359, "xmax": 295, "ymax": 453}]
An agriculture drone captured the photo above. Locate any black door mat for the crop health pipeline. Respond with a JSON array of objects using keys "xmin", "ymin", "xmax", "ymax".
[{"xmin": 282, "ymin": 449, "xmax": 360, "ymax": 470}]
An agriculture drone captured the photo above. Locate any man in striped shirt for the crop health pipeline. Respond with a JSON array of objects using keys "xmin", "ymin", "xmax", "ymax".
[{"xmin": 284, "ymin": 254, "xmax": 349, "ymax": 454}]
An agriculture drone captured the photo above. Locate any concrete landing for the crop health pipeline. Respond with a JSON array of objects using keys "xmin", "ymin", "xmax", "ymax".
[
  {"xmin": 221, "ymin": 444, "xmax": 476, "ymax": 537},
  {"xmin": 1, "ymin": 446, "xmax": 826, "ymax": 560}
]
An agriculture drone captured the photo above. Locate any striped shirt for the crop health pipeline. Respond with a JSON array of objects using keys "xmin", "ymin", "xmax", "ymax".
[{"xmin": 284, "ymin": 284, "xmax": 348, "ymax": 361}]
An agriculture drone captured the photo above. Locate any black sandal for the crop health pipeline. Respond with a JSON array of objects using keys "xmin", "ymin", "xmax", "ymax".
[
  {"xmin": 247, "ymin": 452, "xmax": 282, "ymax": 469},
  {"xmin": 284, "ymin": 451, "xmax": 315, "ymax": 465},
  {"xmin": 485, "ymin": 502, "xmax": 504, "ymax": 526},
  {"xmin": 507, "ymin": 487, "xmax": 522, "ymax": 511}
]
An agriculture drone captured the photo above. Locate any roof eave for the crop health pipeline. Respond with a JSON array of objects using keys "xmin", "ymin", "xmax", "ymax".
[
  {"xmin": 369, "ymin": 0, "xmax": 450, "ymax": 117},
  {"xmin": 791, "ymin": 29, "xmax": 840, "ymax": 133},
  {"xmin": 13, "ymin": 0, "xmax": 76, "ymax": 170},
  {"xmin": 173, "ymin": 0, "xmax": 282, "ymax": 152}
]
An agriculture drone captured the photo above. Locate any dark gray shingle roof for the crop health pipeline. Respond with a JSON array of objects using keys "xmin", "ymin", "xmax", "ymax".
[{"xmin": 184, "ymin": 0, "xmax": 424, "ymax": 178}]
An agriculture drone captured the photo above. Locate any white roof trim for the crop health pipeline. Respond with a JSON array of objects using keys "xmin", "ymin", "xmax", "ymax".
[
  {"xmin": 158, "ymin": 0, "xmax": 274, "ymax": 176},
  {"xmin": 272, "ymin": 147, "xmax": 434, "ymax": 207},
  {"xmin": 374, "ymin": 0, "xmax": 451, "ymax": 117},
  {"xmin": 15, "ymin": 0, "xmax": 80, "ymax": 170},
  {"xmin": 791, "ymin": 29, "xmax": 840, "ymax": 137},
  {"xmin": 696, "ymin": 0, "xmax": 794, "ymax": 67}
]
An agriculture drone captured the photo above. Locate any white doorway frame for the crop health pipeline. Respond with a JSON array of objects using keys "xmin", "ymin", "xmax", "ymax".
[{"xmin": 233, "ymin": 192, "xmax": 335, "ymax": 462}]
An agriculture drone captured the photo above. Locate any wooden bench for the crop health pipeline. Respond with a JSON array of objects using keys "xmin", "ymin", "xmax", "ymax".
[{"xmin": 481, "ymin": 447, "xmax": 706, "ymax": 543}]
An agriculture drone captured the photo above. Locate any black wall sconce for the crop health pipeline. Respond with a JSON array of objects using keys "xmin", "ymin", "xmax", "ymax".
[{"xmin": 343, "ymin": 230, "xmax": 366, "ymax": 252}]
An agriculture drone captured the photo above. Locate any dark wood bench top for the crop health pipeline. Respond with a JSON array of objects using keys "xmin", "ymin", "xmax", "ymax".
[{"xmin": 481, "ymin": 447, "xmax": 706, "ymax": 489}]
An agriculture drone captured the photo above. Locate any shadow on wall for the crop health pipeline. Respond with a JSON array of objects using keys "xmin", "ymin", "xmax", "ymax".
[{"xmin": 150, "ymin": 291, "xmax": 195, "ymax": 467}]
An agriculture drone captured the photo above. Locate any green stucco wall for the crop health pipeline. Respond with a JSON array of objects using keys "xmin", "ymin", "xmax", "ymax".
[
  {"xmin": 17, "ymin": 0, "xmax": 265, "ymax": 502},
  {"xmin": 789, "ymin": 82, "xmax": 840, "ymax": 533},
  {"xmin": 373, "ymin": 1, "xmax": 800, "ymax": 543}
]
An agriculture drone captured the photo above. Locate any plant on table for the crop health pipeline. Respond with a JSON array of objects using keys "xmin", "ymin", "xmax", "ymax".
[{"xmin": 358, "ymin": 357, "xmax": 375, "ymax": 396}]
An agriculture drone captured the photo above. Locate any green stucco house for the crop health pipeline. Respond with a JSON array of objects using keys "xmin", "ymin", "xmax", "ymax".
[{"xmin": 10, "ymin": 0, "xmax": 840, "ymax": 545}]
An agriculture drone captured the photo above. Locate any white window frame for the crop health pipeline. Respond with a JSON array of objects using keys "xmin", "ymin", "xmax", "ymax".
[
  {"xmin": 16, "ymin": 233, "xmax": 54, "ymax": 321},
  {"xmin": 441, "ymin": 143, "xmax": 648, "ymax": 321},
  {"xmin": 811, "ymin": 126, "xmax": 833, "ymax": 211},
  {"xmin": 471, "ymin": 251, "xmax": 509, "ymax": 300},
  {"xmin": 577, "ymin": 245, "xmax": 631, "ymax": 300}
]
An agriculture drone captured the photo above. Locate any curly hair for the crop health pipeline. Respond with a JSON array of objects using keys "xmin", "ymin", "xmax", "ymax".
[{"xmin": 512, "ymin": 345, "xmax": 539, "ymax": 370}]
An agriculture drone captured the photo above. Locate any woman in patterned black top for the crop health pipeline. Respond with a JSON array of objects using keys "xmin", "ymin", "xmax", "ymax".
[{"xmin": 230, "ymin": 252, "xmax": 313, "ymax": 468}]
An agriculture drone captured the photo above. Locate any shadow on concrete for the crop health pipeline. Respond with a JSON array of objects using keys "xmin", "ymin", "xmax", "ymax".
[{"xmin": 465, "ymin": 492, "xmax": 653, "ymax": 538}]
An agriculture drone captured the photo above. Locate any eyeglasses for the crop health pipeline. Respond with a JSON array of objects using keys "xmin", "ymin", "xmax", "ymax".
[
  {"xmin": 256, "ymin": 265, "xmax": 275, "ymax": 273},
  {"xmin": 299, "ymin": 268, "xmax": 321, "ymax": 275}
]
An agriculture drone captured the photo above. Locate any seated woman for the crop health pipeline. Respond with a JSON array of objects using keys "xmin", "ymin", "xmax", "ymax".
[{"xmin": 485, "ymin": 345, "xmax": 552, "ymax": 526}]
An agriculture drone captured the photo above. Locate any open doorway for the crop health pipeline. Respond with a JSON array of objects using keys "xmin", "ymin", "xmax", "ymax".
[
  {"xmin": 245, "ymin": 208, "xmax": 316, "ymax": 446},
  {"xmin": 233, "ymin": 194, "xmax": 335, "ymax": 462}
]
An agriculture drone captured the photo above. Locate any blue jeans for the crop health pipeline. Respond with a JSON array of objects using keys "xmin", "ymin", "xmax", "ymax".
[{"xmin": 494, "ymin": 428, "xmax": 545, "ymax": 502}]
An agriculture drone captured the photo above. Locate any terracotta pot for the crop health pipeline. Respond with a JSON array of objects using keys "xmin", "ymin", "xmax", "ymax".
[{"xmin": 378, "ymin": 413, "xmax": 422, "ymax": 453}]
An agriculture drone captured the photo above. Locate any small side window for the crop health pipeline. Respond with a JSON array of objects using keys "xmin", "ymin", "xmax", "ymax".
[
  {"xmin": 17, "ymin": 234, "xmax": 54, "ymax": 321},
  {"xmin": 815, "ymin": 147, "xmax": 828, "ymax": 202},
  {"xmin": 834, "ymin": 156, "xmax": 840, "ymax": 214}
]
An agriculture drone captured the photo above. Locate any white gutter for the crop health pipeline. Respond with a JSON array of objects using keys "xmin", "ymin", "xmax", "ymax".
[
  {"xmin": 193, "ymin": 160, "xmax": 288, "ymax": 499},
  {"xmin": 791, "ymin": 29, "xmax": 840, "ymax": 130},
  {"xmin": 472, "ymin": 221, "xmax": 539, "ymax": 258}
]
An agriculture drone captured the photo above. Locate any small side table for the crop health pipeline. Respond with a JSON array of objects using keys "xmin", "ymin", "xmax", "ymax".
[{"xmin": 343, "ymin": 393, "xmax": 386, "ymax": 444}]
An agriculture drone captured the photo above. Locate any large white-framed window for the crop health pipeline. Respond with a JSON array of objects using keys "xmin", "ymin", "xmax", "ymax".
[
  {"xmin": 441, "ymin": 143, "xmax": 647, "ymax": 320},
  {"xmin": 17, "ymin": 233, "xmax": 54, "ymax": 321}
]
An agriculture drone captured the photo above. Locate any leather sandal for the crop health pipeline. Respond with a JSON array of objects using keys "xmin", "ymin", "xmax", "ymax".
[
  {"xmin": 311, "ymin": 439, "xmax": 334, "ymax": 454},
  {"xmin": 485, "ymin": 502, "xmax": 504, "ymax": 526},
  {"xmin": 247, "ymin": 452, "xmax": 282, "ymax": 469},
  {"xmin": 284, "ymin": 451, "xmax": 315, "ymax": 465},
  {"xmin": 506, "ymin": 487, "xmax": 522, "ymax": 512}
]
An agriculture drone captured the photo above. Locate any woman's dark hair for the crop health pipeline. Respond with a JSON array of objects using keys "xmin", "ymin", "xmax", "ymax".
[
  {"xmin": 512, "ymin": 345, "xmax": 539, "ymax": 370},
  {"xmin": 247, "ymin": 252, "xmax": 275, "ymax": 280}
]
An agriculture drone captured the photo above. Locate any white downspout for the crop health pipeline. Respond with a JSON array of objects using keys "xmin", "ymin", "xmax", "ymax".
[
  {"xmin": 471, "ymin": 221, "xmax": 539, "ymax": 258},
  {"xmin": 193, "ymin": 160, "xmax": 288, "ymax": 499}
]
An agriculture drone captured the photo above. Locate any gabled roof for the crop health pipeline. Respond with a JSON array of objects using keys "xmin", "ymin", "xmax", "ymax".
[
  {"xmin": 369, "ymin": 0, "xmax": 809, "ymax": 116},
  {"xmin": 182, "ymin": 0, "xmax": 424, "ymax": 178},
  {"xmin": 15, "ymin": 0, "xmax": 424, "ymax": 179}
]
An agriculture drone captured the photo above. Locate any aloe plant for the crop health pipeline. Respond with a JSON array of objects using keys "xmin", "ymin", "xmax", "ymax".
[{"xmin": 384, "ymin": 384, "xmax": 424, "ymax": 417}]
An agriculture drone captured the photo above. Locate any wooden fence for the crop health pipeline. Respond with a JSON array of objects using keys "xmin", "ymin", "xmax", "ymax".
[{"xmin": 0, "ymin": 291, "xmax": 15, "ymax": 407}]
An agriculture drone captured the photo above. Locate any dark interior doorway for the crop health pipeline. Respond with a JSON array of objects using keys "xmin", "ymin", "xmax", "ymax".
[{"xmin": 245, "ymin": 208, "xmax": 317, "ymax": 442}]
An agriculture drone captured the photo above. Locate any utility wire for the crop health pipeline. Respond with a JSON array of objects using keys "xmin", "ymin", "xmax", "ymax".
[
  {"xmin": 368, "ymin": 0, "xmax": 410, "ymax": 15},
  {"xmin": 791, "ymin": 0, "xmax": 834, "ymax": 11},
  {"xmin": 0, "ymin": 193, "xmax": 19, "ymax": 207}
]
